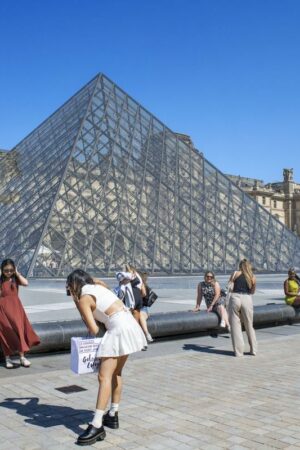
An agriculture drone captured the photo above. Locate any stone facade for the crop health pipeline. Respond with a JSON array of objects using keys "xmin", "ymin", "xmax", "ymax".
[{"xmin": 227, "ymin": 169, "xmax": 300, "ymax": 235}]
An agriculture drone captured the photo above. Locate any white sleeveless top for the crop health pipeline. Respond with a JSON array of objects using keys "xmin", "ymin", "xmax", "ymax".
[{"xmin": 81, "ymin": 284, "xmax": 119, "ymax": 326}]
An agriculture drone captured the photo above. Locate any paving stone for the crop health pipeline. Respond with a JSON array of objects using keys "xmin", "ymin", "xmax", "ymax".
[{"xmin": 1, "ymin": 327, "xmax": 300, "ymax": 449}]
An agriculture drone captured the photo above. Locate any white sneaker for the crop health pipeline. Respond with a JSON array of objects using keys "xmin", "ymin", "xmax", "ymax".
[
  {"xmin": 20, "ymin": 357, "xmax": 31, "ymax": 367},
  {"xmin": 220, "ymin": 320, "xmax": 226, "ymax": 328},
  {"xmin": 146, "ymin": 333, "xmax": 154, "ymax": 343},
  {"xmin": 5, "ymin": 357, "xmax": 14, "ymax": 369}
]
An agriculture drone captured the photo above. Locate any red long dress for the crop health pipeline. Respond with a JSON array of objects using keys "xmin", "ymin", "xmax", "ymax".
[{"xmin": 0, "ymin": 280, "xmax": 40, "ymax": 356}]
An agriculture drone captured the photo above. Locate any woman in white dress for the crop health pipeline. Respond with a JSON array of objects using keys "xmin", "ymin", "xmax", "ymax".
[{"xmin": 66, "ymin": 269, "xmax": 147, "ymax": 446}]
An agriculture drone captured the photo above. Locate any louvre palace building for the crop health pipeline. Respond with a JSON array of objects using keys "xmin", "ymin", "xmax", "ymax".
[
  {"xmin": 1, "ymin": 73, "xmax": 300, "ymax": 277},
  {"xmin": 228, "ymin": 169, "xmax": 300, "ymax": 236}
]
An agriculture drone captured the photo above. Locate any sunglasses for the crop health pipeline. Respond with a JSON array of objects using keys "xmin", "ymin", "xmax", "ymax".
[
  {"xmin": 3, "ymin": 269, "xmax": 14, "ymax": 273},
  {"xmin": 66, "ymin": 286, "xmax": 71, "ymax": 296},
  {"xmin": 206, "ymin": 275, "xmax": 213, "ymax": 279}
]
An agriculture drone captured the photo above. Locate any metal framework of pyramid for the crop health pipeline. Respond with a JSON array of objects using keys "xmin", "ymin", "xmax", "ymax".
[{"xmin": 1, "ymin": 73, "xmax": 300, "ymax": 277}]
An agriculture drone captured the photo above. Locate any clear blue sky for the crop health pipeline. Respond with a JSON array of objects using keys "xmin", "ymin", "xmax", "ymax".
[{"xmin": 1, "ymin": 0, "xmax": 300, "ymax": 182}]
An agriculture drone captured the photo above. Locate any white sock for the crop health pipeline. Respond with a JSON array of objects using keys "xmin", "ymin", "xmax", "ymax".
[
  {"xmin": 91, "ymin": 409, "xmax": 104, "ymax": 428},
  {"xmin": 109, "ymin": 403, "xmax": 119, "ymax": 417}
]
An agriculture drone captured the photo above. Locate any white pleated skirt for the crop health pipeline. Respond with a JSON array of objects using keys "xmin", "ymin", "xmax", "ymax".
[{"xmin": 96, "ymin": 309, "xmax": 147, "ymax": 358}]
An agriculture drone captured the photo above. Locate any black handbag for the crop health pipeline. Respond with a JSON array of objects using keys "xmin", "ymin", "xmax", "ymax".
[{"xmin": 145, "ymin": 289, "xmax": 158, "ymax": 307}]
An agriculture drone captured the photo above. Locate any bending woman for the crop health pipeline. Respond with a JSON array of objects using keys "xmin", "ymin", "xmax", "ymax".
[{"xmin": 66, "ymin": 269, "xmax": 147, "ymax": 446}]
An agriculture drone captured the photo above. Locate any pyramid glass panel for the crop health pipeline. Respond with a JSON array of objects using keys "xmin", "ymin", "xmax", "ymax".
[{"xmin": 1, "ymin": 73, "xmax": 300, "ymax": 276}]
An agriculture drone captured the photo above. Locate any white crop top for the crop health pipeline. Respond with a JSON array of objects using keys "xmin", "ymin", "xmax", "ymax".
[{"xmin": 81, "ymin": 284, "xmax": 119, "ymax": 325}]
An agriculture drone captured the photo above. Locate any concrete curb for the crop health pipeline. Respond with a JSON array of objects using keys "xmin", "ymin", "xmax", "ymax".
[{"xmin": 15, "ymin": 303, "xmax": 299, "ymax": 354}]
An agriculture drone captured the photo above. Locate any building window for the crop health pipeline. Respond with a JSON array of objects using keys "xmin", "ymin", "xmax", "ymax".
[
  {"xmin": 262, "ymin": 196, "xmax": 266, "ymax": 205},
  {"xmin": 273, "ymin": 200, "xmax": 277, "ymax": 208}
]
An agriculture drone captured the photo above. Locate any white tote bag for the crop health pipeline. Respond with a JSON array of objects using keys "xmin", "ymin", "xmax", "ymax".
[{"xmin": 71, "ymin": 337, "xmax": 101, "ymax": 374}]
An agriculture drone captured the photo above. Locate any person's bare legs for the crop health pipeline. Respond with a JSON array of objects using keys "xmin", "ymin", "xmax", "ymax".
[
  {"xmin": 96, "ymin": 357, "xmax": 119, "ymax": 410},
  {"xmin": 291, "ymin": 297, "xmax": 300, "ymax": 306},
  {"xmin": 217, "ymin": 305, "xmax": 230, "ymax": 328},
  {"xmin": 111, "ymin": 355, "xmax": 129, "ymax": 405},
  {"xmin": 139, "ymin": 311, "xmax": 149, "ymax": 335},
  {"xmin": 78, "ymin": 358, "xmax": 116, "ymax": 441},
  {"xmin": 218, "ymin": 305, "xmax": 230, "ymax": 327},
  {"xmin": 139, "ymin": 310, "xmax": 153, "ymax": 342},
  {"xmin": 132, "ymin": 309, "xmax": 140, "ymax": 323},
  {"xmin": 101, "ymin": 355, "xmax": 129, "ymax": 428}
]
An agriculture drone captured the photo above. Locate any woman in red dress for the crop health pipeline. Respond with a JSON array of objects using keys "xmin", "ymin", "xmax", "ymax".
[{"xmin": 0, "ymin": 259, "xmax": 40, "ymax": 369}]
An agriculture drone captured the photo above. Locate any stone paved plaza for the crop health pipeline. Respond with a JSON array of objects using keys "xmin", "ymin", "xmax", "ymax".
[{"xmin": 1, "ymin": 323, "xmax": 300, "ymax": 450}]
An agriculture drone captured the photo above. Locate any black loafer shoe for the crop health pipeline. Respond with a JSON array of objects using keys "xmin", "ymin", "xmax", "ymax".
[
  {"xmin": 77, "ymin": 424, "xmax": 106, "ymax": 446},
  {"xmin": 103, "ymin": 411, "xmax": 119, "ymax": 429}
]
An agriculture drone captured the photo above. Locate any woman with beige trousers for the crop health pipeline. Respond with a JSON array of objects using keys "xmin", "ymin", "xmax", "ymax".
[{"xmin": 228, "ymin": 259, "xmax": 257, "ymax": 357}]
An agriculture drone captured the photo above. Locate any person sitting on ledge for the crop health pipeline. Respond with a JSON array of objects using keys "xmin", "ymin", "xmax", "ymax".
[
  {"xmin": 192, "ymin": 270, "xmax": 230, "ymax": 331},
  {"xmin": 284, "ymin": 268, "xmax": 300, "ymax": 306}
]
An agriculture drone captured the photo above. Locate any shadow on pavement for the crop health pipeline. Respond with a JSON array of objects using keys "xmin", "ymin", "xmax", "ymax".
[
  {"xmin": 0, "ymin": 397, "xmax": 92, "ymax": 434},
  {"xmin": 183, "ymin": 344, "xmax": 234, "ymax": 356}
]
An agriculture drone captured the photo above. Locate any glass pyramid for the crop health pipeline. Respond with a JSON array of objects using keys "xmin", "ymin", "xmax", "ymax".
[{"xmin": 1, "ymin": 73, "xmax": 299, "ymax": 277}]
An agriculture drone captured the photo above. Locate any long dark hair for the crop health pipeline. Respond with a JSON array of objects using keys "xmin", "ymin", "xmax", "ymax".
[
  {"xmin": 66, "ymin": 269, "xmax": 94, "ymax": 301},
  {"xmin": 1, "ymin": 258, "xmax": 17, "ymax": 290}
]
